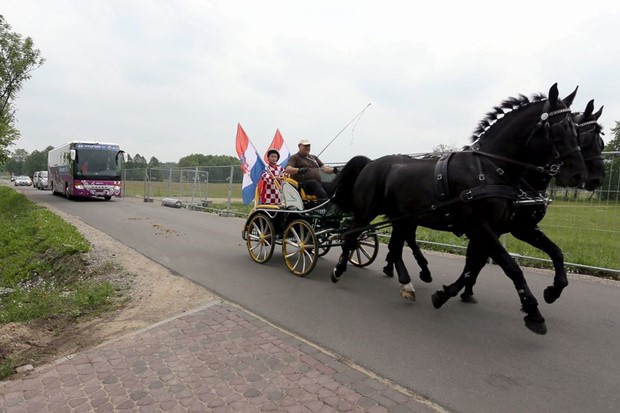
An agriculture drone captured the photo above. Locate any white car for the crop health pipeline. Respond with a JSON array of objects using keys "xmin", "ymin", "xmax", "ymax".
[
  {"xmin": 13, "ymin": 175, "xmax": 32, "ymax": 186},
  {"xmin": 34, "ymin": 171, "xmax": 49, "ymax": 189}
]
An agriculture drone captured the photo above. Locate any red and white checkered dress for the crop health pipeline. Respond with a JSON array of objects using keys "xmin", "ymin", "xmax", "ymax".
[{"xmin": 260, "ymin": 163, "xmax": 285, "ymax": 204}]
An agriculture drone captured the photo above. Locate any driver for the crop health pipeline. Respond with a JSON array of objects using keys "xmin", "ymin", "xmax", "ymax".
[{"xmin": 285, "ymin": 139, "xmax": 337, "ymax": 200}]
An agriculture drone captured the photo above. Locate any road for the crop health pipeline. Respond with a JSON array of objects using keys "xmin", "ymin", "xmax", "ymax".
[{"xmin": 15, "ymin": 186, "xmax": 620, "ymax": 413}]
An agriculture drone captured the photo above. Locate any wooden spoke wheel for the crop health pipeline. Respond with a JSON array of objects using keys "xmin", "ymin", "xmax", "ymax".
[
  {"xmin": 282, "ymin": 219, "xmax": 318, "ymax": 277},
  {"xmin": 246, "ymin": 213, "xmax": 276, "ymax": 264},
  {"xmin": 348, "ymin": 232, "xmax": 379, "ymax": 267}
]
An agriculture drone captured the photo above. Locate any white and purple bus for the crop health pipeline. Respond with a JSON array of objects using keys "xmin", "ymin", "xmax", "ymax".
[{"xmin": 48, "ymin": 141, "xmax": 125, "ymax": 200}]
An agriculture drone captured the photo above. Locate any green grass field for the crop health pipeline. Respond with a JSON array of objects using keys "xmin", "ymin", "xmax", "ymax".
[
  {"xmin": 123, "ymin": 180, "xmax": 241, "ymax": 200},
  {"xmin": 123, "ymin": 180, "xmax": 619, "ymax": 276},
  {"xmin": 399, "ymin": 200, "xmax": 620, "ymax": 276}
]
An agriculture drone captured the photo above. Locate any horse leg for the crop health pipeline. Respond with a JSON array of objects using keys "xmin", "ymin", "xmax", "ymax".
[
  {"xmin": 331, "ymin": 240, "xmax": 352, "ymax": 283},
  {"xmin": 403, "ymin": 227, "xmax": 432, "ymax": 283},
  {"xmin": 394, "ymin": 259, "xmax": 416, "ymax": 301},
  {"xmin": 459, "ymin": 241, "xmax": 491, "ymax": 304},
  {"xmin": 432, "ymin": 241, "xmax": 487, "ymax": 308},
  {"xmin": 385, "ymin": 225, "xmax": 416, "ymax": 300},
  {"xmin": 512, "ymin": 227, "xmax": 567, "ymax": 304},
  {"xmin": 384, "ymin": 224, "xmax": 431, "ymax": 284},
  {"xmin": 332, "ymin": 221, "xmax": 364, "ymax": 283},
  {"xmin": 383, "ymin": 250, "xmax": 395, "ymax": 277},
  {"xmin": 474, "ymin": 231, "xmax": 547, "ymax": 335},
  {"xmin": 383, "ymin": 230, "xmax": 404, "ymax": 278}
]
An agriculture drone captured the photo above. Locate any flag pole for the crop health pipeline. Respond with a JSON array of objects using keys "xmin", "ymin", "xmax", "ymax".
[{"xmin": 316, "ymin": 103, "xmax": 371, "ymax": 157}]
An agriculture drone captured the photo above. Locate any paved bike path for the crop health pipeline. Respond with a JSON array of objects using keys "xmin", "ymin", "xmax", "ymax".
[{"xmin": 1, "ymin": 300, "xmax": 443, "ymax": 412}]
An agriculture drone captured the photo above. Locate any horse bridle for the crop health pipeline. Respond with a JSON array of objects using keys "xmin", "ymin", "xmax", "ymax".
[
  {"xmin": 472, "ymin": 105, "xmax": 581, "ymax": 177},
  {"xmin": 534, "ymin": 106, "xmax": 581, "ymax": 161},
  {"xmin": 577, "ymin": 120, "xmax": 605, "ymax": 163}
]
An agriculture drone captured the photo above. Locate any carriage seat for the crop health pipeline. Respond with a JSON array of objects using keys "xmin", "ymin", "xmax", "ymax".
[
  {"xmin": 253, "ymin": 177, "xmax": 318, "ymax": 211},
  {"xmin": 283, "ymin": 177, "xmax": 318, "ymax": 202}
]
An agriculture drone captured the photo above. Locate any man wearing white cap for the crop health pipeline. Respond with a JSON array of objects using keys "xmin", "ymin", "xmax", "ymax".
[{"xmin": 285, "ymin": 138, "xmax": 337, "ymax": 200}]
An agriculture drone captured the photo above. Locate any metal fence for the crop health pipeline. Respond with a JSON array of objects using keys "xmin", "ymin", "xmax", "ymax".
[{"xmin": 122, "ymin": 152, "xmax": 619, "ymax": 275}]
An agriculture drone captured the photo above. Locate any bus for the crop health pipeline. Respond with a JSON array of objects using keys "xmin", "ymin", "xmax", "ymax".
[{"xmin": 48, "ymin": 141, "xmax": 125, "ymax": 200}]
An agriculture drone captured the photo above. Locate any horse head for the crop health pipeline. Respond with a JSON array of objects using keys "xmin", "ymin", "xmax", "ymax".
[
  {"xmin": 470, "ymin": 83, "xmax": 586, "ymax": 187},
  {"xmin": 573, "ymin": 100, "xmax": 605, "ymax": 191},
  {"xmin": 533, "ymin": 83, "xmax": 586, "ymax": 187}
]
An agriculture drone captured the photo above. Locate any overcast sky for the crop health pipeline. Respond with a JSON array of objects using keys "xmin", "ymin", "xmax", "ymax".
[{"xmin": 3, "ymin": 0, "xmax": 619, "ymax": 163}]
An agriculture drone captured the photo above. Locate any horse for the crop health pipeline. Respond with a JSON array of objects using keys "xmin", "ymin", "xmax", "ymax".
[
  {"xmin": 383, "ymin": 100, "xmax": 605, "ymax": 306},
  {"xmin": 329, "ymin": 83, "xmax": 586, "ymax": 335},
  {"xmin": 455, "ymin": 101, "xmax": 606, "ymax": 304}
]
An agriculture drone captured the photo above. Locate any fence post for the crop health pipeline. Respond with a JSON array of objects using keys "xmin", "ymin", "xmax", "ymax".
[
  {"xmin": 168, "ymin": 168, "xmax": 172, "ymax": 198},
  {"xmin": 219, "ymin": 165, "xmax": 235, "ymax": 217},
  {"xmin": 144, "ymin": 169, "xmax": 154, "ymax": 202},
  {"xmin": 226, "ymin": 165, "xmax": 233, "ymax": 213}
]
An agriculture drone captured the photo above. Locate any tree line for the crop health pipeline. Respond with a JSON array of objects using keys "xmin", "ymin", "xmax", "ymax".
[{"xmin": 0, "ymin": 145, "xmax": 241, "ymax": 181}]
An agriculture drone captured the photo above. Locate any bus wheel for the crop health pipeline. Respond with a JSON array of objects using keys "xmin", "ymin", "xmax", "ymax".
[
  {"xmin": 104, "ymin": 196, "xmax": 112, "ymax": 201},
  {"xmin": 65, "ymin": 183, "xmax": 72, "ymax": 200}
]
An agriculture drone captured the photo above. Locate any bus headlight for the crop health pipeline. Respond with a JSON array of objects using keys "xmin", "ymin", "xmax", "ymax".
[{"xmin": 74, "ymin": 184, "xmax": 84, "ymax": 190}]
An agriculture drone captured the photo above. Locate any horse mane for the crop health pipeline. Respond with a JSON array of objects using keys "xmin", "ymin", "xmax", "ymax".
[{"xmin": 470, "ymin": 93, "xmax": 547, "ymax": 142}]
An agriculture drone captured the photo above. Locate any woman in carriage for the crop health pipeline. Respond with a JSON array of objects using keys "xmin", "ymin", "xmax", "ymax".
[{"xmin": 260, "ymin": 148, "xmax": 286, "ymax": 205}]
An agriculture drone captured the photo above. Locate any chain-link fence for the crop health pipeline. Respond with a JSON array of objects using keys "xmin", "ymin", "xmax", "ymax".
[{"xmin": 122, "ymin": 153, "xmax": 619, "ymax": 275}]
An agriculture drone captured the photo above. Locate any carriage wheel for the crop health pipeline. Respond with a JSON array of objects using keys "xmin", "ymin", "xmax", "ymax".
[
  {"xmin": 282, "ymin": 219, "xmax": 318, "ymax": 277},
  {"xmin": 246, "ymin": 213, "xmax": 276, "ymax": 264},
  {"xmin": 349, "ymin": 232, "xmax": 379, "ymax": 267}
]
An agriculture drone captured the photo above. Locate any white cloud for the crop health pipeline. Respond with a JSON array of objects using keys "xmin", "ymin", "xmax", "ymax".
[{"xmin": 3, "ymin": 0, "xmax": 619, "ymax": 163}]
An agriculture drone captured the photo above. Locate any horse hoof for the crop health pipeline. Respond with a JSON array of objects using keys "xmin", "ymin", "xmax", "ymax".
[
  {"xmin": 431, "ymin": 290, "xmax": 448, "ymax": 309},
  {"xmin": 400, "ymin": 288, "xmax": 416, "ymax": 301},
  {"xmin": 419, "ymin": 269, "xmax": 432, "ymax": 283},
  {"xmin": 382, "ymin": 266, "xmax": 394, "ymax": 278},
  {"xmin": 524, "ymin": 315, "xmax": 548, "ymax": 335},
  {"xmin": 543, "ymin": 286, "xmax": 560, "ymax": 304},
  {"xmin": 331, "ymin": 268, "xmax": 340, "ymax": 283},
  {"xmin": 460, "ymin": 293, "xmax": 478, "ymax": 304}
]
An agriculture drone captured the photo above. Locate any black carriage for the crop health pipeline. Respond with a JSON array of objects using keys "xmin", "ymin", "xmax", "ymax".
[{"xmin": 241, "ymin": 178, "xmax": 379, "ymax": 277}]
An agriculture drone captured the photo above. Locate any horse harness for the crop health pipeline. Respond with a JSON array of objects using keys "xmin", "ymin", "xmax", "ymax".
[
  {"xmin": 340, "ymin": 107, "xmax": 575, "ymax": 237},
  {"xmin": 430, "ymin": 106, "xmax": 575, "ymax": 229}
]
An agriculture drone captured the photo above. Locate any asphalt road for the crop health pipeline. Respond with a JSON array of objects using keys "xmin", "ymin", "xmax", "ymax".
[{"xmin": 14, "ymin": 185, "xmax": 620, "ymax": 413}]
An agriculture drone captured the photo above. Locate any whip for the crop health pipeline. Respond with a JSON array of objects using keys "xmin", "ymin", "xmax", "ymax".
[{"xmin": 317, "ymin": 103, "xmax": 371, "ymax": 157}]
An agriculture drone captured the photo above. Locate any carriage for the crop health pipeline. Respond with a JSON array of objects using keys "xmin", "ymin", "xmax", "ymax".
[{"xmin": 241, "ymin": 177, "xmax": 379, "ymax": 277}]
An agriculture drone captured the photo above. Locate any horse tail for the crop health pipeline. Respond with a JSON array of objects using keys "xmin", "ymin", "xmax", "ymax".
[{"xmin": 330, "ymin": 155, "xmax": 372, "ymax": 212}]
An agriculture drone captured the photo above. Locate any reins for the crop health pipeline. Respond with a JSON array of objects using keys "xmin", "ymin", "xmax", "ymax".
[
  {"xmin": 338, "ymin": 105, "xmax": 580, "ymax": 239},
  {"xmin": 466, "ymin": 150, "xmax": 561, "ymax": 176}
]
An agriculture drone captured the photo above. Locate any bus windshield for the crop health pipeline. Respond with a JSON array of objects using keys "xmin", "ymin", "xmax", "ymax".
[{"xmin": 75, "ymin": 144, "xmax": 121, "ymax": 179}]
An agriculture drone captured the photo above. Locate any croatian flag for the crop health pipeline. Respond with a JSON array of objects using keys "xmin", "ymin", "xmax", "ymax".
[
  {"xmin": 266, "ymin": 129, "xmax": 291, "ymax": 167},
  {"xmin": 235, "ymin": 123, "xmax": 265, "ymax": 204}
]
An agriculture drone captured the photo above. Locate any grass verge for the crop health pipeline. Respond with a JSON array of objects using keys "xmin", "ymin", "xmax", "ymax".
[{"xmin": 0, "ymin": 187, "xmax": 124, "ymax": 379}]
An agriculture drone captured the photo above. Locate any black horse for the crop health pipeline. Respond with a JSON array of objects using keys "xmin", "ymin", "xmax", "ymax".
[
  {"xmin": 383, "ymin": 100, "xmax": 605, "ymax": 306},
  {"xmin": 330, "ymin": 84, "xmax": 586, "ymax": 335},
  {"xmin": 454, "ymin": 101, "xmax": 606, "ymax": 304}
]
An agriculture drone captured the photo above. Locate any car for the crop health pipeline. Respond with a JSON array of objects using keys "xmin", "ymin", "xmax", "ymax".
[
  {"xmin": 37, "ymin": 171, "xmax": 49, "ymax": 189},
  {"xmin": 13, "ymin": 175, "xmax": 32, "ymax": 186},
  {"xmin": 33, "ymin": 171, "xmax": 49, "ymax": 189},
  {"xmin": 33, "ymin": 171, "xmax": 41, "ymax": 188}
]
